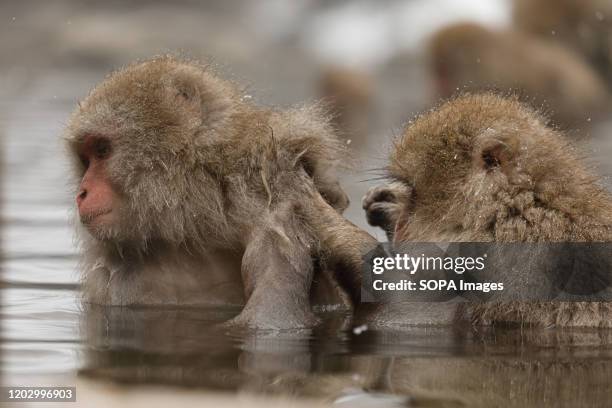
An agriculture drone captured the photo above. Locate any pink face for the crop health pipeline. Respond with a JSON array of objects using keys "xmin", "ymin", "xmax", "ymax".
[{"xmin": 76, "ymin": 135, "xmax": 118, "ymax": 231}]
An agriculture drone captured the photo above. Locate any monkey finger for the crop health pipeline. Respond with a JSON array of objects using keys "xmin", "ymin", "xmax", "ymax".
[
  {"xmin": 365, "ymin": 202, "xmax": 399, "ymax": 229},
  {"xmin": 362, "ymin": 185, "xmax": 394, "ymax": 209}
]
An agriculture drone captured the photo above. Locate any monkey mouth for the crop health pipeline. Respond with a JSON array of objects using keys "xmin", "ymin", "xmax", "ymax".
[{"xmin": 80, "ymin": 208, "xmax": 113, "ymax": 225}]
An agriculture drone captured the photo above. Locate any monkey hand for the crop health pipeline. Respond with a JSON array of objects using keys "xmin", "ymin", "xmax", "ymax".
[{"xmin": 362, "ymin": 182, "xmax": 411, "ymax": 241}]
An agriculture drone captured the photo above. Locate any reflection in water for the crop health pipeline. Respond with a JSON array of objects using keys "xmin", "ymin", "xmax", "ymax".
[
  {"xmin": 72, "ymin": 303, "xmax": 612, "ymax": 407},
  {"xmin": 79, "ymin": 306, "xmax": 353, "ymax": 393}
]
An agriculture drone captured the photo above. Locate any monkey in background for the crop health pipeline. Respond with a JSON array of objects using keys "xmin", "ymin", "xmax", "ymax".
[
  {"xmin": 65, "ymin": 56, "xmax": 376, "ymax": 330},
  {"xmin": 363, "ymin": 93, "xmax": 612, "ymax": 327},
  {"xmin": 318, "ymin": 66, "xmax": 374, "ymax": 150},
  {"xmin": 514, "ymin": 0, "xmax": 612, "ymax": 88},
  {"xmin": 429, "ymin": 23, "xmax": 609, "ymax": 129}
]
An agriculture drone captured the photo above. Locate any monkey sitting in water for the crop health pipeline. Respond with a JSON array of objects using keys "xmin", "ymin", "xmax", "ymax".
[
  {"xmin": 65, "ymin": 56, "xmax": 376, "ymax": 330},
  {"xmin": 513, "ymin": 0, "xmax": 612, "ymax": 89},
  {"xmin": 363, "ymin": 93, "xmax": 612, "ymax": 327},
  {"xmin": 429, "ymin": 23, "xmax": 610, "ymax": 129}
]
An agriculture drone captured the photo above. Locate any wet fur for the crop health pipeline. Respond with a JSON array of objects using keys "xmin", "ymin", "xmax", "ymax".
[
  {"xmin": 364, "ymin": 93, "xmax": 612, "ymax": 327},
  {"xmin": 66, "ymin": 56, "xmax": 375, "ymax": 329}
]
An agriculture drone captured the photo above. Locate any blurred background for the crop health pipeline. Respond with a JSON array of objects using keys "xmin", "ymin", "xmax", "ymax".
[{"xmin": 1, "ymin": 0, "xmax": 611, "ymax": 407}]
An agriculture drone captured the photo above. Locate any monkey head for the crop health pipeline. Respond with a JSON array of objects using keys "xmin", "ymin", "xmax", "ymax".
[
  {"xmin": 375, "ymin": 93, "xmax": 611, "ymax": 242},
  {"xmin": 65, "ymin": 57, "xmax": 237, "ymax": 246}
]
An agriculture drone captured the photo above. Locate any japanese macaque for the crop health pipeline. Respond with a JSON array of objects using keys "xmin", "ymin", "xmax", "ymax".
[
  {"xmin": 429, "ymin": 23, "xmax": 609, "ymax": 128},
  {"xmin": 65, "ymin": 56, "xmax": 376, "ymax": 329},
  {"xmin": 514, "ymin": 0, "xmax": 612, "ymax": 88},
  {"xmin": 318, "ymin": 66, "xmax": 373, "ymax": 150},
  {"xmin": 363, "ymin": 93, "xmax": 612, "ymax": 327}
]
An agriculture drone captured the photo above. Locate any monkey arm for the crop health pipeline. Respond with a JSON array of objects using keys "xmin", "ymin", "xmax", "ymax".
[
  {"xmin": 229, "ymin": 202, "xmax": 319, "ymax": 329},
  {"xmin": 306, "ymin": 191, "xmax": 379, "ymax": 305}
]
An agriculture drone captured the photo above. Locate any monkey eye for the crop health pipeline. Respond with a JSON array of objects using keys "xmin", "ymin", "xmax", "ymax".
[
  {"xmin": 79, "ymin": 155, "xmax": 90, "ymax": 169},
  {"xmin": 93, "ymin": 139, "xmax": 112, "ymax": 160}
]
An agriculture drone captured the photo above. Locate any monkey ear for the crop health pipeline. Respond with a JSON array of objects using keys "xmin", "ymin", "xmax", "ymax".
[
  {"xmin": 476, "ymin": 136, "xmax": 515, "ymax": 170},
  {"xmin": 167, "ymin": 69, "xmax": 202, "ymax": 117}
]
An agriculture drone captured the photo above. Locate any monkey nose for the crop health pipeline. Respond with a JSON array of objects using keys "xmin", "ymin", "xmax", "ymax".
[{"xmin": 77, "ymin": 189, "xmax": 87, "ymax": 207}]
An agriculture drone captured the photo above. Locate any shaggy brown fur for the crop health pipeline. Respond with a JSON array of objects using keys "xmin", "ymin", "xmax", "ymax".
[
  {"xmin": 514, "ymin": 0, "xmax": 612, "ymax": 88},
  {"xmin": 65, "ymin": 56, "xmax": 376, "ymax": 329},
  {"xmin": 363, "ymin": 93, "xmax": 612, "ymax": 327},
  {"xmin": 429, "ymin": 23, "xmax": 609, "ymax": 128}
]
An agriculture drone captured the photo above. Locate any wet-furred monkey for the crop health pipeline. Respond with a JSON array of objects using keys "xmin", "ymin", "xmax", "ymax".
[
  {"xmin": 514, "ymin": 0, "xmax": 612, "ymax": 88},
  {"xmin": 66, "ymin": 56, "xmax": 376, "ymax": 330},
  {"xmin": 363, "ymin": 93, "xmax": 612, "ymax": 327},
  {"xmin": 429, "ymin": 23, "xmax": 609, "ymax": 129}
]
